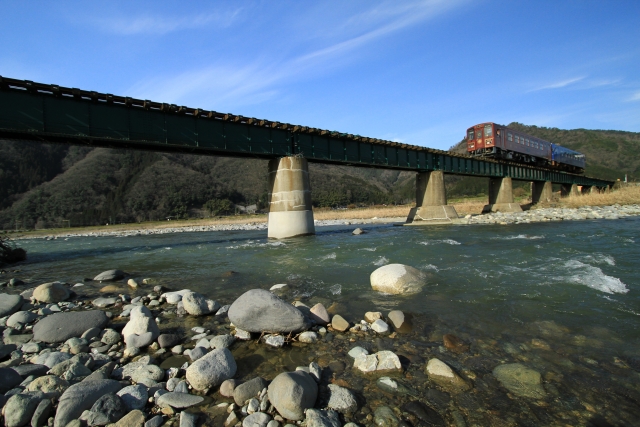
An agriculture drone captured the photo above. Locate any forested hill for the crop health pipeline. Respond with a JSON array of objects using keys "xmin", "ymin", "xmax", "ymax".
[{"xmin": 0, "ymin": 123, "xmax": 637, "ymax": 230}]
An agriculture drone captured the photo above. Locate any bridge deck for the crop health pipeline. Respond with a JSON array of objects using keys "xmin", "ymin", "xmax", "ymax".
[{"xmin": 0, "ymin": 77, "xmax": 613, "ymax": 187}]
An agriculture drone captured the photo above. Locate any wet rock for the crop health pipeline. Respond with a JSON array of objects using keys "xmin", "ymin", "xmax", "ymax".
[
  {"xmin": 89, "ymin": 393, "xmax": 126, "ymax": 424},
  {"xmin": 54, "ymin": 379, "xmax": 122, "ymax": 427},
  {"xmin": 156, "ymin": 392, "xmax": 204, "ymax": 409},
  {"xmin": 33, "ymin": 282, "xmax": 70, "ymax": 303},
  {"xmin": 117, "ymin": 384, "xmax": 148, "ymax": 410},
  {"xmin": 243, "ymin": 412, "xmax": 272, "ymax": 427},
  {"xmin": 331, "ymin": 315, "xmax": 349, "ymax": 332},
  {"xmin": 3, "ymin": 393, "xmax": 42, "ymax": 427},
  {"xmin": 401, "ymin": 401, "xmax": 444, "ymax": 427},
  {"xmin": 128, "ymin": 279, "xmax": 139, "ymax": 288},
  {"xmin": 375, "ymin": 377, "xmax": 416, "ymax": 396},
  {"xmin": 374, "ymin": 406, "xmax": 398, "ymax": 427},
  {"xmin": 492, "ymin": 363, "xmax": 546, "ymax": 399},
  {"xmin": 299, "ymin": 331, "xmax": 318, "ymax": 343},
  {"xmin": 425, "ymin": 358, "xmax": 470, "ymax": 392},
  {"xmin": 158, "ymin": 334, "xmax": 181, "ymax": 349},
  {"xmin": 0, "ymin": 293, "xmax": 24, "ymax": 318},
  {"xmin": 305, "ymin": 409, "xmax": 341, "ymax": 427},
  {"xmin": 309, "ymin": 303, "xmax": 330, "ymax": 325},
  {"xmin": 327, "ymin": 384, "xmax": 357, "ymax": 413},
  {"xmin": 93, "ymin": 270, "xmax": 125, "ymax": 282},
  {"xmin": 234, "ymin": 377, "xmax": 268, "ymax": 405},
  {"xmin": 228, "ymin": 289, "xmax": 310, "ymax": 333},
  {"xmin": 7, "ymin": 311, "xmax": 37, "ymax": 328},
  {"xmin": 33, "ymin": 310, "xmax": 109, "ymax": 343},
  {"xmin": 186, "ymin": 347, "xmax": 237, "ymax": 391},
  {"xmin": 443, "ymin": 334, "xmax": 469, "ymax": 354},
  {"xmin": 264, "ymin": 334, "xmax": 285, "ymax": 348},
  {"xmin": 122, "ymin": 305, "xmax": 160, "ymax": 342},
  {"xmin": 182, "ymin": 291, "xmax": 221, "ymax": 316},
  {"xmin": 268, "ymin": 371, "xmax": 318, "ymax": 421},
  {"xmin": 26, "ymin": 375, "xmax": 69, "ymax": 398},
  {"xmin": 210, "ymin": 334, "xmax": 236, "ymax": 350},
  {"xmin": 370, "ymin": 264, "xmax": 426, "ymax": 295},
  {"xmin": 352, "ymin": 228, "xmax": 365, "ymax": 235}
]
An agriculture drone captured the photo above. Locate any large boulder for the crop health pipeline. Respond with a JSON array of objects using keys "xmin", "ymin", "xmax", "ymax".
[
  {"xmin": 33, "ymin": 310, "xmax": 109, "ymax": 343},
  {"xmin": 3, "ymin": 393, "xmax": 43, "ymax": 427},
  {"xmin": 267, "ymin": 371, "xmax": 318, "ymax": 421},
  {"xmin": 54, "ymin": 379, "xmax": 122, "ymax": 427},
  {"xmin": 186, "ymin": 348, "xmax": 237, "ymax": 391},
  {"xmin": 182, "ymin": 291, "xmax": 220, "ymax": 316},
  {"xmin": 228, "ymin": 289, "xmax": 310, "ymax": 333},
  {"xmin": 0, "ymin": 294, "xmax": 24, "ymax": 318},
  {"xmin": 33, "ymin": 282, "xmax": 70, "ymax": 303},
  {"xmin": 93, "ymin": 270, "xmax": 125, "ymax": 282},
  {"xmin": 122, "ymin": 306, "xmax": 160, "ymax": 342},
  {"xmin": 370, "ymin": 264, "xmax": 426, "ymax": 295}
]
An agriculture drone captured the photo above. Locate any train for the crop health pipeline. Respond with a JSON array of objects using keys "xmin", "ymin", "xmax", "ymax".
[{"xmin": 466, "ymin": 122, "xmax": 585, "ymax": 174}]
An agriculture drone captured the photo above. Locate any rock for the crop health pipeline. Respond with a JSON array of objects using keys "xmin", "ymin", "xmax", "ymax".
[
  {"xmin": 100, "ymin": 285, "xmax": 120, "ymax": 293},
  {"xmin": 61, "ymin": 361, "xmax": 92, "ymax": 381},
  {"xmin": 364, "ymin": 312, "xmax": 383, "ymax": 323},
  {"xmin": 101, "ymin": 329, "xmax": 122, "ymax": 346},
  {"xmin": 131, "ymin": 364, "xmax": 164, "ymax": 387},
  {"xmin": 387, "ymin": 311, "xmax": 405, "ymax": 329},
  {"xmin": 352, "ymin": 228, "xmax": 365, "ymax": 235},
  {"xmin": 492, "ymin": 363, "xmax": 546, "ymax": 399},
  {"xmin": 374, "ymin": 406, "xmax": 399, "ymax": 427},
  {"xmin": 8, "ymin": 278, "xmax": 24, "ymax": 287},
  {"xmin": 371, "ymin": 319, "xmax": 389, "ymax": 333},
  {"xmin": 210, "ymin": 334, "xmax": 235, "ymax": 350},
  {"xmin": 182, "ymin": 291, "xmax": 220, "ymax": 316},
  {"xmin": 225, "ymin": 412, "xmax": 240, "ymax": 427},
  {"xmin": 370, "ymin": 264, "xmax": 426, "ymax": 295},
  {"xmin": 401, "ymin": 401, "xmax": 444, "ymax": 427},
  {"xmin": 0, "ymin": 367, "xmax": 23, "ymax": 393},
  {"xmin": 145, "ymin": 415, "xmax": 164, "ymax": 427},
  {"xmin": 220, "ymin": 379, "xmax": 237, "ymax": 397},
  {"xmin": 180, "ymin": 411, "xmax": 198, "ymax": 427},
  {"xmin": 235, "ymin": 328, "xmax": 252, "ymax": 340},
  {"xmin": 128, "ymin": 279, "xmax": 139, "ymax": 288},
  {"xmin": 298, "ymin": 331, "xmax": 318, "ymax": 343},
  {"xmin": 35, "ymin": 351, "xmax": 72, "ymax": 368},
  {"xmin": 0, "ymin": 343, "xmax": 17, "ymax": 360},
  {"xmin": 158, "ymin": 334, "xmax": 181, "ymax": 349},
  {"xmin": 117, "ymin": 384, "xmax": 148, "ymax": 410},
  {"xmin": 93, "ymin": 297, "xmax": 117, "ymax": 308},
  {"xmin": 33, "ymin": 311, "xmax": 109, "ymax": 343},
  {"xmin": 122, "ymin": 306, "xmax": 160, "ymax": 342},
  {"xmin": 26, "ymin": 375, "xmax": 69, "ymax": 398},
  {"xmin": 3, "ymin": 393, "xmax": 42, "ymax": 427},
  {"xmin": 243, "ymin": 412, "xmax": 272, "ymax": 427},
  {"xmin": 114, "ymin": 409, "xmax": 145, "ymax": 427},
  {"xmin": 309, "ymin": 304, "xmax": 330, "ymax": 325},
  {"xmin": 7, "ymin": 311, "xmax": 37, "ymax": 328},
  {"xmin": 189, "ymin": 346, "xmax": 208, "ymax": 361},
  {"xmin": 353, "ymin": 350, "xmax": 401, "ymax": 373},
  {"xmin": 443, "ymin": 334, "xmax": 469, "ymax": 354},
  {"xmin": 228, "ymin": 289, "xmax": 310, "ymax": 333},
  {"xmin": 156, "ymin": 392, "xmax": 204, "ymax": 409},
  {"xmin": 54, "ymin": 379, "xmax": 122, "ymax": 427},
  {"xmin": 305, "ymin": 409, "xmax": 341, "ymax": 427},
  {"xmin": 425, "ymin": 358, "xmax": 470, "ymax": 391},
  {"xmin": 267, "ymin": 371, "xmax": 318, "ymax": 421},
  {"xmin": 126, "ymin": 331, "xmax": 155, "ymax": 349},
  {"xmin": 21, "ymin": 342, "xmax": 41, "ymax": 353},
  {"xmin": 33, "ymin": 282, "xmax": 70, "ymax": 303},
  {"xmin": 0, "ymin": 293, "xmax": 23, "ymax": 317},
  {"xmin": 161, "ymin": 289, "xmax": 192, "ymax": 304},
  {"xmin": 93, "ymin": 270, "xmax": 125, "ymax": 282},
  {"xmin": 89, "ymin": 393, "xmax": 126, "ymax": 424},
  {"xmin": 327, "ymin": 384, "xmax": 357, "ymax": 413},
  {"xmin": 82, "ymin": 327, "xmax": 102, "ymax": 340},
  {"xmin": 186, "ymin": 347, "xmax": 237, "ymax": 391},
  {"xmin": 331, "ymin": 315, "xmax": 349, "ymax": 332},
  {"xmin": 11, "ymin": 364, "xmax": 49, "ymax": 378},
  {"xmin": 234, "ymin": 377, "xmax": 268, "ymax": 406},
  {"xmin": 31, "ymin": 398, "xmax": 52, "ymax": 427},
  {"xmin": 264, "ymin": 334, "xmax": 285, "ymax": 348}
]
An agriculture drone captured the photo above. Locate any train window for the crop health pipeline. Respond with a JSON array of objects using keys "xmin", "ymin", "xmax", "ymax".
[
  {"xmin": 515, "ymin": 135, "xmax": 519, "ymax": 143},
  {"xmin": 476, "ymin": 130, "xmax": 482, "ymax": 139},
  {"xmin": 525, "ymin": 139, "xmax": 529, "ymax": 146},
  {"xmin": 484, "ymin": 125, "xmax": 493, "ymax": 137},
  {"xmin": 508, "ymin": 133, "xmax": 513, "ymax": 141},
  {"xmin": 468, "ymin": 130, "xmax": 474, "ymax": 140}
]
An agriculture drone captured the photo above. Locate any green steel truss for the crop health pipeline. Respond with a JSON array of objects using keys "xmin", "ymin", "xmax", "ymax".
[{"xmin": 0, "ymin": 77, "xmax": 613, "ymax": 188}]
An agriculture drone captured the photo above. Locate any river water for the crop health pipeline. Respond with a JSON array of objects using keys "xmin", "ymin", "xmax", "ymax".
[{"xmin": 10, "ymin": 217, "xmax": 640, "ymax": 425}]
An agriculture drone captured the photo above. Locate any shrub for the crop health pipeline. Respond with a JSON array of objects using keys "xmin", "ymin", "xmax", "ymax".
[{"xmin": 0, "ymin": 236, "xmax": 26, "ymax": 266}]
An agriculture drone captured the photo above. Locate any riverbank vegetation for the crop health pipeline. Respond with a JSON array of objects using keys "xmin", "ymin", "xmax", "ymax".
[{"xmin": 0, "ymin": 236, "xmax": 27, "ymax": 265}]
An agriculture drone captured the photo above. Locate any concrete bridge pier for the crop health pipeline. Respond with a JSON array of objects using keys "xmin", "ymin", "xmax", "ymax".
[
  {"xmin": 482, "ymin": 177, "xmax": 523, "ymax": 213},
  {"xmin": 581, "ymin": 185, "xmax": 593, "ymax": 194},
  {"xmin": 561, "ymin": 183, "xmax": 580, "ymax": 197},
  {"xmin": 406, "ymin": 171, "xmax": 458, "ymax": 223},
  {"xmin": 267, "ymin": 157, "xmax": 315, "ymax": 239},
  {"xmin": 531, "ymin": 181, "xmax": 553, "ymax": 204}
]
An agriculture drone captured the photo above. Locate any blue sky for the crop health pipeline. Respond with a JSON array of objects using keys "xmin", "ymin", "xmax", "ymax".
[{"xmin": 1, "ymin": 1, "xmax": 638, "ymax": 149}]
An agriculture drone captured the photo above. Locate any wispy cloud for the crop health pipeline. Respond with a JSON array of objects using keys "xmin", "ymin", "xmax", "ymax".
[
  {"xmin": 628, "ymin": 91, "xmax": 640, "ymax": 102},
  {"xmin": 95, "ymin": 10, "xmax": 241, "ymax": 35},
  {"xmin": 527, "ymin": 76, "xmax": 586, "ymax": 92}
]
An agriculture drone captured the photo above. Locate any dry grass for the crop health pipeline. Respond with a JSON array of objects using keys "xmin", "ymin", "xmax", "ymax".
[
  {"xmin": 551, "ymin": 184, "xmax": 640, "ymax": 209},
  {"xmin": 313, "ymin": 205, "xmax": 410, "ymax": 220}
]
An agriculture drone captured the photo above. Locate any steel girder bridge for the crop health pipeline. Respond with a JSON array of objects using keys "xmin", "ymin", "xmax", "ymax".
[{"xmin": 0, "ymin": 77, "xmax": 613, "ymax": 188}]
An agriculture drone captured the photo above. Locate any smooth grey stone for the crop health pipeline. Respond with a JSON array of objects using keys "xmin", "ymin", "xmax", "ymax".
[
  {"xmin": 189, "ymin": 346, "xmax": 208, "ymax": 362},
  {"xmin": 81, "ymin": 327, "xmax": 102, "ymax": 340},
  {"xmin": 243, "ymin": 412, "xmax": 272, "ymax": 427},
  {"xmin": 185, "ymin": 348, "xmax": 237, "ymax": 391},
  {"xmin": 116, "ymin": 384, "xmax": 148, "ymax": 410},
  {"xmin": 0, "ymin": 343, "xmax": 17, "ymax": 360},
  {"xmin": 305, "ymin": 409, "xmax": 341, "ymax": 427},
  {"xmin": 209, "ymin": 334, "xmax": 235, "ymax": 350},
  {"xmin": 35, "ymin": 351, "xmax": 72, "ymax": 368},
  {"xmin": 228, "ymin": 289, "xmax": 310, "ymax": 333},
  {"xmin": 4, "ymin": 333, "xmax": 33, "ymax": 345},
  {"xmin": 156, "ymin": 392, "xmax": 204, "ymax": 409},
  {"xmin": 3, "ymin": 393, "xmax": 42, "ymax": 427},
  {"xmin": 30, "ymin": 398, "xmax": 52, "ymax": 427},
  {"xmin": 0, "ymin": 367, "xmax": 24, "ymax": 393},
  {"xmin": 234, "ymin": 377, "xmax": 268, "ymax": 406},
  {"xmin": 54, "ymin": 379, "xmax": 122, "ymax": 427},
  {"xmin": 93, "ymin": 270, "xmax": 125, "ymax": 282},
  {"xmin": 174, "ymin": 381, "xmax": 188, "ymax": 394},
  {"xmin": 125, "ymin": 331, "xmax": 154, "ymax": 349},
  {"xmin": 89, "ymin": 393, "xmax": 126, "ymax": 424},
  {"xmin": 92, "ymin": 297, "xmax": 117, "ymax": 308},
  {"xmin": 11, "ymin": 364, "xmax": 48, "ymax": 378},
  {"xmin": 267, "ymin": 371, "xmax": 317, "ymax": 421},
  {"xmin": 7, "ymin": 311, "xmax": 37, "ymax": 328},
  {"xmin": 0, "ymin": 294, "xmax": 23, "ymax": 318},
  {"xmin": 130, "ymin": 364, "xmax": 164, "ymax": 387},
  {"xmin": 145, "ymin": 415, "xmax": 164, "ymax": 427},
  {"xmin": 182, "ymin": 291, "xmax": 220, "ymax": 316},
  {"xmin": 158, "ymin": 334, "xmax": 181, "ymax": 349},
  {"xmin": 180, "ymin": 411, "xmax": 198, "ymax": 427},
  {"xmin": 327, "ymin": 384, "xmax": 357, "ymax": 413},
  {"xmin": 83, "ymin": 362, "xmax": 116, "ymax": 382},
  {"xmin": 33, "ymin": 311, "xmax": 109, "ymax": 343},
  {"xmin": 100, "ymin": 329, "xmax": 121, "ymax": 346}
]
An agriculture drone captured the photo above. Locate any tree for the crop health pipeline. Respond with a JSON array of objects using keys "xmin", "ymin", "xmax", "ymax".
[
  {"xmin": 204, "ymin": 199, "xmax": 234, "ymax": 216},
  {"xmin": 0, "ymin": 236, "xmax": 26, "ymax": 266}
]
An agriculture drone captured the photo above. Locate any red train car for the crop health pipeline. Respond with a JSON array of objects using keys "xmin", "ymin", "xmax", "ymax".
[{"xmin": 466, "ymin": 123, "xmax": 552, "ymax": 166}]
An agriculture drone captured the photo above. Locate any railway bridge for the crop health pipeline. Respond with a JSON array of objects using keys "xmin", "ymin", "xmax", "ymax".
[{"xmin": 0, "ymin": 77, "xmax": 615, "ymax": 238}]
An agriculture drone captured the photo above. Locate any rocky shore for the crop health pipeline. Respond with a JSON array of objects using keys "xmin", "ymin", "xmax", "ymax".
[{"xmin": 1, "ymin": 262, "xmax": 639, "ymax": 426}]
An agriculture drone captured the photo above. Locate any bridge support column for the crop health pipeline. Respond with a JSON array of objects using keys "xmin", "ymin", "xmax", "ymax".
[
  {"xmin": 482, "ymin": 177, "xmax": 523, "ymax": 213},
  {"xmin": 267, "ymin": 157, "xmax": 315, "ymax": 239},
  {"xmin": 581, "ymin": 185, "xmax": 593, "ymax": 194},
  {"xmin": 561, "ymin": 183, "xmax": 580, "ymax": 197},
  {"xmin": 531, "ymin": 181, "xmax": 553, "ymax": 204},
  {"xmin": 406, "ymin": 171, "xmax": 458, "ymax": 223}
]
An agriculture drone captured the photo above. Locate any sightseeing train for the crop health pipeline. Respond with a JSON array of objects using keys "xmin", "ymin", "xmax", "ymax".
[{"xmin": 466, "ymin": 122, "xmax": 585, "ymax": 174}]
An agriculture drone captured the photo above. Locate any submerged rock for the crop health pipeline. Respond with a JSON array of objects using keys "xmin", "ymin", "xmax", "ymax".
[
  {"xmin": 370, "ymin": 264, "xmax": 426, "ymax": 295},
  {"xmin": 492, "ymin": 363, "xmax": 546, "ymax": 399},
  {"xmin": 228, "ymin": 289, "xmax": 310, "ymax": 333},
  {"xmin": 425, "ymin": 358, "xmax": 470, "ymax": 392}
]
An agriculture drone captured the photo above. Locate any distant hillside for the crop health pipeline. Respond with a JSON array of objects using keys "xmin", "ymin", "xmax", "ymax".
[{"xmin": 0, "ymin": 123, "xmax": 636, "ymax": 230}]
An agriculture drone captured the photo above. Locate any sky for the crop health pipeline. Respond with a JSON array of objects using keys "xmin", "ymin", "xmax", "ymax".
[{"xmin": 1, "ymin": 0, "xmax": 639, "ymax": 150}]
